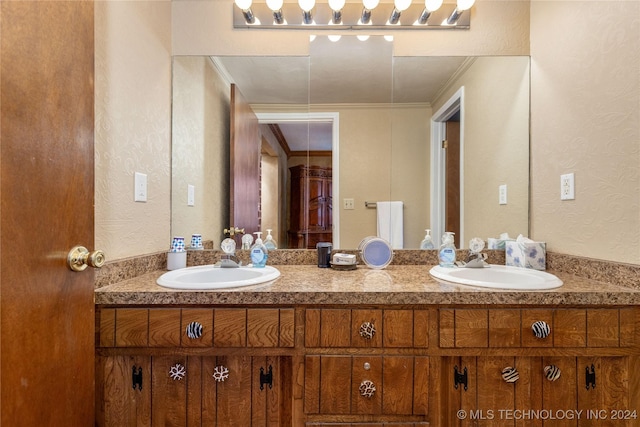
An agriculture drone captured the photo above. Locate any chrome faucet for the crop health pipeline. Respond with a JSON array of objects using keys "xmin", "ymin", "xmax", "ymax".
[
  {"xmin": 458, "ymin": 237, "xmax": 488, "ymax": 268},
  {"xmin": 219, "ymin": 254, "xmax": 242, "ymax": 268}
]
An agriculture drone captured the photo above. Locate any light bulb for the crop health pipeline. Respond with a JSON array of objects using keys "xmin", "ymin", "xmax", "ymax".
[
  {"xmin": 357, "ymin": 35, "xmax": 370, "ymax": 41},
  {"xmin": 328, "ymin": 0, "xmax": 346, "ymax": 11},
  {"xmin": 266, "ymin": 0, "xmax": 283, "ymax": 11},
  {"xmin": 298, "ymin": 0, "xmax": 316, "ymax": 12},
  {"xmin": 394, "ymin": 0, "xmax": 412, "ymax": 12},
  {"xmin": 424, "ymin": 0, "xmax": 442, "ymax": 12},
  {"xmin": 234, "ymin": 0, "xmax": 252, "ymax": 10},
  {"xmin": 456, "ymin": 0, "xmax": 475, "ymax": 11},
  {"xmin": 363, "ymin": 0, "xmax": 380, "ymax": 10},
  {"xmin": 328, "ymin": 35, "xmax": 342, "ymax": 42}
]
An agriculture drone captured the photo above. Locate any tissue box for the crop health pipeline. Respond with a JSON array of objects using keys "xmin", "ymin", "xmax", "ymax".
[
  {"xmin": 487, "ymin": 237, "xmax": 515, "ymax": 250},
  {"xmin": 505, "ymin": 241, "xmax": 546, "ymax": 270}
]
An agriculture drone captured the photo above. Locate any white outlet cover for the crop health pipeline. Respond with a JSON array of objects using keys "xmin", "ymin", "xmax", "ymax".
[
  {"xmin": 343, "ymin": 198, "xmax": 355, "ymax": 210},
  {"xmin": 561, "ymin": 173, "xmax": 575, "ymax": 200}
]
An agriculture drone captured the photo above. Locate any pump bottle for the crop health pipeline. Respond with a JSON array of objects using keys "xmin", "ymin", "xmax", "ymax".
[
  {"xmin": 250, "ymin": 232, "xmax": 268, "ymax": 268},
  {"xmin": 420, "ymin": 229, "xmax": 435, "ymax": 249},
  {"xmin": 264, "ymin": 229, "xmax": 278, "ymax": 250},
  {"xmin": 438, "ymin": 232, "xmax": 456, "ymax": 267}
]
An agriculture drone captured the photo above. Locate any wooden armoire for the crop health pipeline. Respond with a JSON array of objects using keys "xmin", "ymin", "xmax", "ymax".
[{"xmin": 288, "ymin": 165, "xmax": 332, "ymax": 249}]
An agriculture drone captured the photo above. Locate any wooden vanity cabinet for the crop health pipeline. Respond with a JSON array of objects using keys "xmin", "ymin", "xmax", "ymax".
[
  {"xmin": 96, "ymin": 305, "xmax": 639, "ymax": 427},
  {"xmin": 435, "ymin": 308, "xmax": 640, "ymax": 427},
  {"xmin": 96, "ymin": 308, "xmax": 295, "ymax": 427}
]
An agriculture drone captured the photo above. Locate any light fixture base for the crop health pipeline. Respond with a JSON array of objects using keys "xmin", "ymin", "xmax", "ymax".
[{"xmin": 233, "ymin": 2, "xmax": 470, "ymax": 30}]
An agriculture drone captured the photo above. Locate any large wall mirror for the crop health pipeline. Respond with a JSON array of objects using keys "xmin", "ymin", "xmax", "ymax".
[{"xmin": 171, "ymin": 36, "xmax": 530, "ymax": 250}]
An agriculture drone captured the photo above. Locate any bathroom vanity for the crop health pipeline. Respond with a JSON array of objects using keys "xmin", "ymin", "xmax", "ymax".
[{"xmin": 95, "ymin": 265, "xmax": 640, "ymax": 426}]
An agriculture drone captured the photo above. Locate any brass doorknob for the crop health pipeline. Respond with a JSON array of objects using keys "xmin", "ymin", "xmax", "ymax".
[{"xmin": 67, "ymin": 245, "xmax": 106, "ymax": 272}]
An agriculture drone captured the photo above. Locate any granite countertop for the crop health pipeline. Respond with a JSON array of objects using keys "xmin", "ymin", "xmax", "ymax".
[{"xmin": 94, "ymin": 264, "xmax": 640, "ymax": 306}]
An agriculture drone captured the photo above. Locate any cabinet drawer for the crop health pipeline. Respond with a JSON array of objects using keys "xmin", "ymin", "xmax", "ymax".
[
  {"xmin": 305, "ymin": 308, "xmax": 429, "ymax": 348},
  {"xmin": 439, "ymin": 308, "xmax": 635, "ymax": 349},
  {"xmin": 304, "ymin": 355, "xmax": 429, "ymax": 416},
  {"xmin": 98, "ymin": 308, "xmax": 295, "ymax": 348}
]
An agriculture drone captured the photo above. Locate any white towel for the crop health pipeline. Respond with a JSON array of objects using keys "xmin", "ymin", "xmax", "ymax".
[{"xmin": 376, "ymin": 201, "xmax": 403, "ymax": 249}]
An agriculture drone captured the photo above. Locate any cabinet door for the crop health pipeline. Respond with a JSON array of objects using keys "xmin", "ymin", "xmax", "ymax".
[
  {"xmin": 152, "ymin": 356, "xmax": 189, "ymax": 426},
  {"xmin": 442, "ymin": 356, "xmax": 634, "ymax": 427},
  {"xmin": 577, "ymin": 357, "xmax": 633, "ymax": 427},
  {"xmin": 202, "ymin": 355, "xmax": 288, "ymax": 427},
  {"xmin": 96, "ymin": 355, "xmax": 151, "ymax": 427},
  {"xmin": 98, "ymin": 355, "xmax": 288, "ymax": 426},
  {"xmin": 304, "ymin": 355, "xmax": 429, "ymax": 416},
  {"xmin": 307, "ymin": 175, "xmax": 328, "ymax": 230}
]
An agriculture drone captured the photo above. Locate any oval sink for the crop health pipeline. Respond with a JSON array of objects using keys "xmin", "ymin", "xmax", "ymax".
[
  {"xmin": 157, "ymin": 265, "xmax": 280, "ymax": 290},
  {"xmin": 429, "ymin": 265, "xmax": 562, "ymax": 290}
]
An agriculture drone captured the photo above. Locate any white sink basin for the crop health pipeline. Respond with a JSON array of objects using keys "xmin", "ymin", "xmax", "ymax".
[
  {"xmin": 429, "ymin": 264, "xmax": 562, "ymax": 290},
  {"xmin": 157, "ymin": 265, "xmax": 280, "ymax": 290}
]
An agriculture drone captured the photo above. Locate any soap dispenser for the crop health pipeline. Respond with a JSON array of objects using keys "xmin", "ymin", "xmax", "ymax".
[
  {"xmin": 420, "ymin": 229, "xmax": 435, "ymax": 249},
  {"xmin": 250, "ymin": 231, "xmax": 268, "ymax": 268},
  {"xmin": 264, "ymin": 229, "xmax": 278, "ymax": 250},
  {"xmin": 438, "ymin": 232, "xmax": 456, "ymax": 267}
]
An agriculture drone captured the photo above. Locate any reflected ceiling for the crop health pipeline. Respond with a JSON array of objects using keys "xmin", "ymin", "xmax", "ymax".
[{"xmin": 213, "ymin": 37, "xmax": 468, "ymax": 151}]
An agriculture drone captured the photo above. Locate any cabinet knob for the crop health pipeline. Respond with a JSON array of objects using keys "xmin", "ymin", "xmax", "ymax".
[
  {"xmin": 212, "ymin": 365, "xmax": 230, "ymax": 382},
  {"xmin": 359, "ymin": 322, "xmax": 376, "ymax": 340},
  {"xmin": 531, "ymin": 320, "xmax": 551, "ymax": 339},
  {"xmin": 544, "ymin": 364, "xmax": 561, "ymax": 381},
  {"xmin": 501, "ymin": 366, "xmax": 519, "ymax": 383},
  {"xmin": 169, "ymin": 363, "xmax": 186, "ymax": 381},
  {"xmin": 359, "ymin": 380, "xmax": 376, "ymax": 398},
  {"xmin": 186, "ymin": 321, "xmax": 203, "ymax": 339}
]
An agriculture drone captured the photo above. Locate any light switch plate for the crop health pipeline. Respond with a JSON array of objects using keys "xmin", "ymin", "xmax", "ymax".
[
  {"xmin": 499, "ymin": 184, "xmax": 507, "ymax": 205},
  {"xmin": 187, "ymin": 184, "xmax": 195, "ymax": 206},
  {"xmin": 134, "ymin": 172, "xmax": 147, "ymax": 202}
]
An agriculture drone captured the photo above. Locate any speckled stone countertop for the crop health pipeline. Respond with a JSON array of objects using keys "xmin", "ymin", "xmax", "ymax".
[{"xmin": 94, "ymin": 264, "xmax": 640, "ymax": 307}]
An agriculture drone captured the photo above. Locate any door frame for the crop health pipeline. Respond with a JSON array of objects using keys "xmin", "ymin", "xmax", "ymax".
[
  {"xmin": 256, "ymin": 112, "xmax": 340, "ymax": 248},
  {"xmin": 430, "ymin": 86, "xmax": 465, "ymax": 247}
]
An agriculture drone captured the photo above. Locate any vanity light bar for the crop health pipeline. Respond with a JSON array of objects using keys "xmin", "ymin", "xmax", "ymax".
[{"xmin": 233, "ymin": 2, "xmax": 470, "ymax": 30}]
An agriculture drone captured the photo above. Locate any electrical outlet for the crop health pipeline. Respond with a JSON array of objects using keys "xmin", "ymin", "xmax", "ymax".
[
  {"xmin": 343, "ymin": 198, "xmax": 355, "ymax": 210},
  {"xmin": 499, "ymin": 184, "xmax": 507, "ymax": 205},
  {"xmin": 187, "ymin": 184, "xmax": 195, "ymax": 206},
  {"xmin": 134, "ymin": 172, "xmax": 147, "ymax": 202},
  {"xmin": 560, "ymin": 173, "xmax": 575, "ymax": 200}
]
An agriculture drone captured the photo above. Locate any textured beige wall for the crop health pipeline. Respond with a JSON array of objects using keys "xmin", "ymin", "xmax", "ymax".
[
  {"xmin": 390, "ymin": 105, "xmax": 432, "ymax": 248},
  {"xmin": 171, "ymin": 57, "xmax": 230, "ymax": 247},
  {"xmin": 95, "ymin": 1, "xmax": 172, "ymax": 260},
  {"xmin": 309, "ymin": 104, "xmax": 430, "ymax": 248},
  {"xmin": 94, "ymin": 1, "xmax": 529, "ymax": 260},
  {"xmin": 530, "ymin": 1, "xmax": 640, "ymax": 264},
  {"xmin": 433, "ymin": 57, "xmax": 530, "ymax": 244},
  {"xmin": 96, "ymin": 1, "xmax": 640, "ymax": 265}
]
